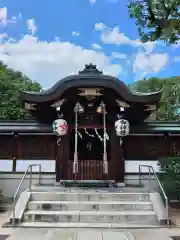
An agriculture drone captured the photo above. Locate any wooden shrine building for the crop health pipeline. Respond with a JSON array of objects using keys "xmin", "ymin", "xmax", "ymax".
[{"xmin": 0, "ymin": 64, "xmax": 180, "ymax": 184}]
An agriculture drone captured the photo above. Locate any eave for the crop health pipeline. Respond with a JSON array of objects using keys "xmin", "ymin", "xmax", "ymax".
[
  {"xmin": 20, "ymin": 64, "xmax": 162, "ymax": 105},
  {"xmin": 0, "ymin": 120, "xmax": 180, "ymax": 134}
]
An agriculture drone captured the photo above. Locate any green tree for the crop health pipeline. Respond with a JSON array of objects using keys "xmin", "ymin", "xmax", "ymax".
[
  {"xmin": 130, "ymin": 76, "xmax": 180, "ymax": 120},
  {"xmin": 158, "ymin": 157, "xmax": 180, "ymax": 200},
  {"xmin": 0, "ymin": 61, "xmax": 41, "ymax": 120},
  {"xmin": 128, "ymin": 0, "xmax": 180, "ymax": 44}
]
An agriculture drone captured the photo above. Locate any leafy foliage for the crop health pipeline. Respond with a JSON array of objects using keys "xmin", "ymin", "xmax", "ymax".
[
  {"xmin": 129, "ymin": 76, "xmax": 180, "ymax": 120},
  {"xmin": 0, "ymin": 61, "xmax": 41, "ymax": 120},
  {"xmin": 158, "ymin": 157, "xmax": 180, "ymax": 200},
  {"xmin": 128, "ymin": 0, "xmax": 180, "ymax": 44}
]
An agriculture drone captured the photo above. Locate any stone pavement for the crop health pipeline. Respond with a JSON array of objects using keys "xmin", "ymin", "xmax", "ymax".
[{"xmin": 1, "ymin": 228, "xmax": 180, "ymax": 240}]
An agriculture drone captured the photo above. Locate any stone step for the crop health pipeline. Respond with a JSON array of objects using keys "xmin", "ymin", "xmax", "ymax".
[
  {"xmin": 23, "ymin": 210, "xmax": 157, "ymax": 224},
  {"xmin": 31, "ymin": 192, "xmax": 150, "ymax": 201},
  {"xmin": 19, "ymin": 221, "xmax": 162, "ymax": 229},
  {"xmin": 28, "ymin": 200, "xmax": 153, "ymax": 211},
  {"xmin": 31, "ymin": 185, "xmax": 149, "ymax": 193}
]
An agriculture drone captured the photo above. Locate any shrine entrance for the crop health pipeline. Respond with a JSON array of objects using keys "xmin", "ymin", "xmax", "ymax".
[
  {"xmin": 68, "ymin": 128, "xmax": 109, "ymax": 180},
  {"xmin": 20, "ymin": 64, "xmax": 162, "ymax": 184},
  {"xmin": 57, "ymin": 127, "xmax": 125, "ymax": 182},
  {"xmin": 71, "ymin": 129, "xmax": 105, "ymax": 162}
]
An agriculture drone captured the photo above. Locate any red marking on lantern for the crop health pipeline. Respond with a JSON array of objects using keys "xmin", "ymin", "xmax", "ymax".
[{"xmin": 59, "ymin": 122, "xmax": 68, "ymax": 132}]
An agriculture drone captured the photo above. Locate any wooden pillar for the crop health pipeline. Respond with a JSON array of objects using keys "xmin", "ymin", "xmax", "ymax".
[
  {"xmin": 54, "ymin": 136, "xmax": 60, "ymax": 182},
  {"xmin": 56, "ymin": 132, "xmax": 71, "ymax": 182},
  {"xmin": 163, "ymin": 133, "xmax": 171, "ymax": 157},
  {"xmin": 109, "ymin": 129, "xmax": 125, "ymax": 182},
  {"xmin": 12, "ymin": 133, "xmax": 20, "ymax": 173},
  {"xmin": 63, "ymin": 132, "xmax": 71, "ymax": 180}
]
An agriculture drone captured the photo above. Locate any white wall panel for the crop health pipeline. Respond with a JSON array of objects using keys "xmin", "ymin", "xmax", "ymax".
[
  {"xmin": 0, "ymin": 160, "xmax": 13, "ymax": 172},
  {"xmin": 125, "ymin": 160, "xmax": 159, "ymax": 173},
  {"xmin": 16, "ymin": 160, "xmax": 55, "ymax": 172},
  {"xmin": 0, "ymin": 174, "xmax": 56, "ymax": 198}
]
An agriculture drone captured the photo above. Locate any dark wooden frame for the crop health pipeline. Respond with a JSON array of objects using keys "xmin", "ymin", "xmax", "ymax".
[{"xmin": 0, "ymin": 121, "xmax": 180, "ymax": 177}]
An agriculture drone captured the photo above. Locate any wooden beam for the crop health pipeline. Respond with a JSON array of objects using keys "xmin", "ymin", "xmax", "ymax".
[{"xmin": 13, "ymin": 134, "xmax": 19, "ymax": 172}]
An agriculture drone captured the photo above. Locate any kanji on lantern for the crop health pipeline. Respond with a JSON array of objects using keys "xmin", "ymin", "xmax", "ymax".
[{"xmin": 114, "ymin": 119, "xmax": 130, "ymax": 137}]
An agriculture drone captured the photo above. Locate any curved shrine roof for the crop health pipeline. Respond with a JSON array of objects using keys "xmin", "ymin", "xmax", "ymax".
[{"xmin": 20, "ymin": 64, "xmax": 162, "ymax": 104}]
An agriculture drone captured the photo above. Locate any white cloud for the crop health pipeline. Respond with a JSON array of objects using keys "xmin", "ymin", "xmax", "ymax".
[
  {"xmin": 0, "ymin": 33, "xmax": 8, "ymax": 41},
  {"xmin": 173, "ymin": 41, "xmax": 180, "ymax": 48},
  {"xmin": 111, "ymin": 52, "xmax": 127, "ymax": 59},
  {"xmin": 19, "ymin": 12, "xmax": 22, "ymax": 19},
  {"xmin": 95, "ymin": 22, "xmax": 155, "ymax": 53},
  {"xmin": 94, "ymin": 22, "xmax": 106, "ymax": 31},
  {"xmin": 101, "ymin": 26, "xmax": 130, "ymax": 44},
  {"xmin": 72, "ymin": 31, "xmax": 80, "ymax": 37},
  {"xmin": 0, "ymin": 7, "xmax": 7, "ymax": 25},
  {"xmin": 89, "ymin": 0, "xmax": 97, "ymax": 4},
  {"xmin": 174, "ymin": 56, "xmax": 180, "ymax": 62},
  {"xmin": 0, "ymin": 34, "xmax": 16, "ymax": 47},
  {"xmin": 133, "ymin": 52, "xmax": 168, "ymax": 74},
  {"xmin": 0, "ymin": 35, "xmax": 122, "ymax": 88},
  {"xmin": 12, "ymin": 16, "xmax": 17, "ymax": 21},
  {"xmin": 0, "ymin": 7, "xmax": 17, "ymax": 25},
  {"xmin": 27, "ymin": 18, "xmax": 37, "ymax": 35},
  {"xmin": 92, "ymin": 43, "xmax": 102, "ymax": 50}
]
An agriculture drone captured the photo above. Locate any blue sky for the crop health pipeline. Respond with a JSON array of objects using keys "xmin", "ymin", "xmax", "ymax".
[{"xmin": 0, "ymin": 0, "xmax": 179, "ymax": 88}]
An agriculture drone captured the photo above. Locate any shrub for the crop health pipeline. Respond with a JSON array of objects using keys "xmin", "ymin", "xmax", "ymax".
[{"xmin": 158, "ymin": 157, "xmax": 180, "ymax": 201}]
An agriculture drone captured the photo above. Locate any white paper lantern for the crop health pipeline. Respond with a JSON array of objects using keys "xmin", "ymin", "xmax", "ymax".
[
  {"xmin": 52, "ymin": 119, "xmax": 68, "ymax": 136},
  {"xmin": 114, "ymin": 119, "xmax": 130, "ymax": 137}
]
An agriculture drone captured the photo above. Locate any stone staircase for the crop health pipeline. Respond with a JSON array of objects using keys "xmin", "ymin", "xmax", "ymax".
[{"xmin": 10, "ymin": 185, "xmax": 168, "ymax": 228}]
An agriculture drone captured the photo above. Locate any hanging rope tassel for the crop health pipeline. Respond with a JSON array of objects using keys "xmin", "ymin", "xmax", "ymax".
[
  {"xmin": 103, "ymin": 152, "xmax": 108, "ymax": 174},
  {"xmin": 103, "ymin": 160, "xmax": 108, "ymax": 175},
  {"xmin": 73, "ymin": 161, "xmax": 78, "ymax": 174},
  {"xmin": 73, "ymin": 153, "xmax": 78, "ymax": 174}
]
